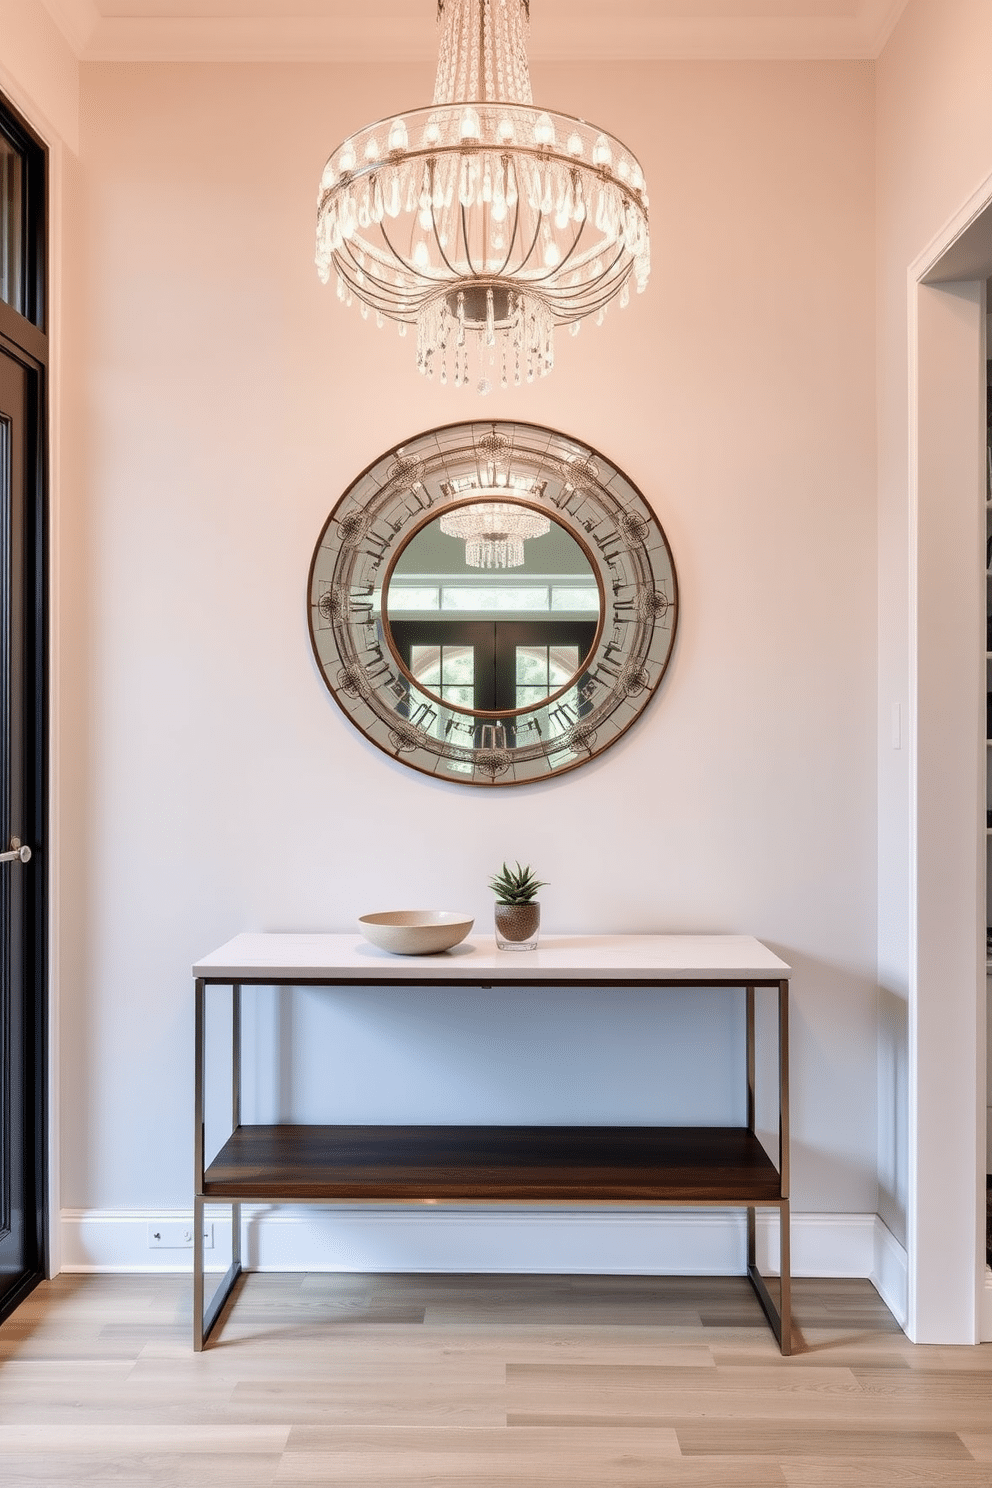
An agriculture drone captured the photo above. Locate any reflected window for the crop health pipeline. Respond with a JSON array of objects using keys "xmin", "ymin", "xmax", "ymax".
[
  {"xmin": 516, "ymin": 645, "xmax": 578, "ymax": 711},
  {"xmin": 0, "ymin": 134, "xmax": 23, "ymax": 314},
  {"xmin": 550, "ymin": 586, "xmax": 599, "ymax": 612},
  {"xmin": 388, "ymin": 586, "xmax": 440, "ymax": 612},
  {"xmin": 0, "ymin": 103, "xmax": 44, "ymax": 328},
  {"xmin": 441, "ymin": 585, "xmax": 549, "ymax": 612},
  {"xmin": 410, "ymin": 643, "xmax": 475, "ymax": 711}
]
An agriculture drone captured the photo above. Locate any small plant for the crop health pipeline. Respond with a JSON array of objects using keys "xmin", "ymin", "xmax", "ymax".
[{"xmin": 489, "ymin": 861, "xmax": 547, "ymax": 905}]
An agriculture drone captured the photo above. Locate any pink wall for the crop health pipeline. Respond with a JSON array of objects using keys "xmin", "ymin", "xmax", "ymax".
[
  {"xmin": 3, "ymin": 0, "xmax": 986, "ymax": 1329},
  {"xmin": 0, "ymin": 0, "xmax": 78, "ymax": 147},
  {"xmin": 54, "ymin": 56, "xmax": 880, "ymax": 1232}
]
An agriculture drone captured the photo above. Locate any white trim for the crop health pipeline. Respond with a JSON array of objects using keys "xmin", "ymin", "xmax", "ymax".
[
  {"xmin": 910, "ymin": 167, "xmax": 992, "ymax": 286},
  {"xmin": 36, "ymin": 7, "xmax": 910, "ymax": 65},
  {"xmin": 904, "ymin": 175, "xmax": 992, "ymax": 1345},
  {"xmin": 45, "ymin": 130, "xmax": 64, "ymax": 1281},
  {"xmin": 0, "ymin": 10, "xmax": 79, "ymax": 155},
  {"xmin": 872, "ymin": 1214, "xmax": 910, "ymax": 1329},
  {"xmin": 37, "ymin": 0, "xmax": 99, "ymax": 57},
  {"xmin": 0, "ymin": 60, "xmax": 71, "ymax": 160},
  {"xmin": 867, "ymin": 0, "xmax": 911, "ymax": 57},
  {"xmin": 60, "ymin": 1208, "xmax": 903, "ymax": 1295},
  {"xmin": 905, "ymin": 260, "xmax": 921, "ymax": 1345},
  {"xmin": 982, "ymin": 1269, "xmax": 992, "ymax": 1344}
]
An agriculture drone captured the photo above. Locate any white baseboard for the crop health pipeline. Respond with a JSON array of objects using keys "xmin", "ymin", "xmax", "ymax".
[
  {"xmin": 982, "ymin": 1268, "xmax": 992, "ymax": 1344},
  {"xmin": 60, "ymin": 1207, "xmax": 907, "ymax": 1302},
  {"xmin": 871, "ymin": 1214, "xmax": 909, "ymax": 1329}
]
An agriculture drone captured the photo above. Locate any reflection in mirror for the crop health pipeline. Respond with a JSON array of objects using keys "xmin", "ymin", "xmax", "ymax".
[
  {"xmin": 308, "ymin": 420, "xmax": 679, "ymax": 787},
  {"xmin": 379, "ymin": 503, "xmax": 602, "ymax": 720}
]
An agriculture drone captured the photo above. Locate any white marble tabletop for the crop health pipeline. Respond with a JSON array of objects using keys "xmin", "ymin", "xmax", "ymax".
[{"xmin": 193, "ymin": 932, "xmax": 790, "ymax": 983}]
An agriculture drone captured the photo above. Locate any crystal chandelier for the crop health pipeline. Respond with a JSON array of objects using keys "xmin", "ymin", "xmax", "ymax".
[
  {"xmin": 440, "ymin": 501, "xmax": 551, "ymax": 567},
  {"xmin": 315, "ymin": 0, "xmax": 650, "ymax": 391}
]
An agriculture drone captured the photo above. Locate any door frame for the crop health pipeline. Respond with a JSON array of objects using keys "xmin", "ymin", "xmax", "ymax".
[
  {"xmin": 908, "ymin": 169, "xmax": 992, "ymax": 1344},
  {"xmin": 0, "ymin": 88, "xmax": 49, "ymax": 1319}
]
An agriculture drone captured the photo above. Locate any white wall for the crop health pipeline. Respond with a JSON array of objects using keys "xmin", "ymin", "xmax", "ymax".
[
  {"xmin": 52, "ymin": 56, "xmax": 880, "ymax": 1257},
  {"xmin": 875, "ymin": 0, "xmax": 992, "ymax": 1338},
  {"xmin": 913, "ymin": 277, "xmax": 986, "ymax": 1341}
]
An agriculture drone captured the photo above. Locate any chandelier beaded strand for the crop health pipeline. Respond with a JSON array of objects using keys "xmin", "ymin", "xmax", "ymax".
[
  {"xmin": 440, "ymin": 500, "xmax": 551, "ymax": 568},
  {"xmin": 314, "ymin": 0, "xmax": 650, "ymax": 391}
]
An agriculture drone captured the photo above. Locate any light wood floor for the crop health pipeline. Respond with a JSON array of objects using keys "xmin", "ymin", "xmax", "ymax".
[{"xmin": 0, "ymin": 1272, "xmax": 990, "ymax": 1486}]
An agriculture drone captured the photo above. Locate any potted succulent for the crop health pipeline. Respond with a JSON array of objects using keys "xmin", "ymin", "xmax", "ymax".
[{"xmin": 489, "ymin": 861, "xmax": 547, "ymax": 951}]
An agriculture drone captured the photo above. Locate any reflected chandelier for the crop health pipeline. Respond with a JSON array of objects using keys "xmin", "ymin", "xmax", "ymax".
[
  {"xmin": 440, "ymin": 500, "xmax": 550, "ymax": 568},
  {"xmin": 315, "ymin": 0, "xmax": 651, "ymax": 391}
]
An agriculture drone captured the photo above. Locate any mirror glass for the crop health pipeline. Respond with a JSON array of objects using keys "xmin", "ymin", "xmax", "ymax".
[
  {"xmin": 379, "ymin": 504, "xmax": 602, "ymax": 716},
  {"xmin": 308, "ymin": 420, "xmax": 679, "ymax": 787}
]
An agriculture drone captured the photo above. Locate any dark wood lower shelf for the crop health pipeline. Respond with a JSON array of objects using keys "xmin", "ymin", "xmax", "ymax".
[{"xmin": 202, "ymin": 1124, "xmax": 784, "ymax": 1204}]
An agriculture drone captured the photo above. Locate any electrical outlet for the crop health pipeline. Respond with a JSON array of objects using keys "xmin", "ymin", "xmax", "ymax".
[{"xmin": 148, "ymin": 1221, "xmax": 214, "ymax": 1249}]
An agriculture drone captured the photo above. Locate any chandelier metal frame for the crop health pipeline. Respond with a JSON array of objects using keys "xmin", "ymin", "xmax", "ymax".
[{"xmin": 315, "ymin": 0, "xmax": 651, "ymax": 388}]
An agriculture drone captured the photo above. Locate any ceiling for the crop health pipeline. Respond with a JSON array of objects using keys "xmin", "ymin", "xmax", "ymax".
[{"xmin": 40, "ymin": 0, "xmax": 912, "ymax": 62}]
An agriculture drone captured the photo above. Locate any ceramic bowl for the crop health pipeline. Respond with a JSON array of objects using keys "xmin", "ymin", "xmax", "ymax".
[{"xmin": 358, "ymin": 910, "xmax": 474, "ymax": 956}]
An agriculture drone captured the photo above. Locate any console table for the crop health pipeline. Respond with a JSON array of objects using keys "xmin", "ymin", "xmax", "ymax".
[{"xmin": 193, "ymin": 932, "xmax": 792, "ymax": 1352}]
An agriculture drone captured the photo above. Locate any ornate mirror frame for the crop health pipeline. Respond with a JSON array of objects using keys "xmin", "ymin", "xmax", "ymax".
[{"xmin": 307, "ymin": 421, "xmax": 679, "ymax": 786}]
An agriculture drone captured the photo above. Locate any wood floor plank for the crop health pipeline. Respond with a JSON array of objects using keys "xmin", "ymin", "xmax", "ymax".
[
  {"xmin": 959, "ymin": 1435, "xmax": 992, "ymax": 1463},
  {"xmin": 228, "ymin": 1377, "xmax": 507, "ymax": 1427},
  {"xmin": 674, "ymin": 1424, "xmax": 975, "ymax": 1459},
  {"xmin": 0, "ymin": 1273, "xmax": 988, "ymax": 1487},
  {"xmin": 0, "ymin": 1452, "xmax": 282, "ymax": 1487},
  {"xmin": 277, "ymin": 1444, "xmax": 781, "ymax": 1488},
  {"xmin": 0, "ymin": 1426, "xmax": 289, "ymax": 1452},
  {"xmin": 710, "ymin": 1344, "xmax": 915, "ymax": 1370},
  {"xmin": 278, "ymin": 1427, "xmax": 681, "ymax": 1486},
  {"xmin": 779, "ymin": 1463, "xmax": 992, "ymax": 1487},
  {"xmin": 905, "ymin": 1347, "xmax": 992, "ymax": 1371},
  {"xmin": 507, "ymin": 1402, "xmax": 992, "ymax": 1431},
  {"xmin": 423, "ymin": 1303, "xmax": 708, "ymax": 1327},
  {"xmin": 134, "ymin": 1325, "xmax": 720, "ymax": 1367},
  {"xmin": 127, "ymin": 1354, "xmax": 507, "ymax": 1386},
  {"xmin": 507, "ymin": 1361, "xmax": 861, "ymax": 1389}
]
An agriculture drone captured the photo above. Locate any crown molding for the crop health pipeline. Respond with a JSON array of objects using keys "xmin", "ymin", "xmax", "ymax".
[
  {"xmin": 35, "ymin": 1, "xmax": 914, "ymax": 65},
  {"xmin": 38, "ymin": 0, "xmax": 100, "ymax": 55},
  {"xmin": 864, "ymin": 0, "xmax": 912, "ymax": 54}
]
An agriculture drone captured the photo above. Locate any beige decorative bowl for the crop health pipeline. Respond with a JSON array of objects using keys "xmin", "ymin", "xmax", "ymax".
[{"xmin": 358, "ymin": 910, "xmax": 474, "ymax": 956}]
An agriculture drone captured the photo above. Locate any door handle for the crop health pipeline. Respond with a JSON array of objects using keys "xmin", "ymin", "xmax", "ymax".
[{"xmin": 0, "ymin": 837, "xmax": 32, "ymax": 865}]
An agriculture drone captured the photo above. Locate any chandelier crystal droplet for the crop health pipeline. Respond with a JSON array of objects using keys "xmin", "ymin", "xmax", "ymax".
[{"xmin": 315, "ymin": 0, "xmax": 650, "ymax": 390}]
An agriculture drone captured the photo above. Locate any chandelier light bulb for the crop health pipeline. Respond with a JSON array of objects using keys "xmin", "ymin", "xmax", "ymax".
[
  {"xmin": 315, "ymin": 0, "xmax": 651, "ymax": 389},
  {"xmin": 388, "ymin": 118, "xmax": 409, "ymax": 152}
]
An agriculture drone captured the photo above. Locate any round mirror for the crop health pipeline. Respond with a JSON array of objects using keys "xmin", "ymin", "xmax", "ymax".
[
  {"xmin": 308, "ymin": 421, "xmax": 678, "ymax": 786},
  {"xmin": 381, "ymin": 503, "xmax": 604, "ymax": 718}
]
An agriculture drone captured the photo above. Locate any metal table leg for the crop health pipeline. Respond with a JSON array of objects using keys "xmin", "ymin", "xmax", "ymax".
[
  {"xmin": 778, "ymin": 979, "xmax": 792, "ymax": 1354},
  {"xmin": 194, "ymin": 978, "xmax": 244, "ymax": 1350},
  {"xmin": 744, "ymin": 979, "xmax": 792, "ymax": 1355}
]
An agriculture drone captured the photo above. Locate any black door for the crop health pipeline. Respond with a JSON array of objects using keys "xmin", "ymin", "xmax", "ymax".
[
  {"xmin": 0, "ymin": 89, "xmax": 47, "ymax": 1317},
  {"xmin": 389, "ymin": 619, "xmax": 598, "ymax": 714},
  {"xmin": 0, "ymin": 337, "xmax": 45, "ymax": 1318}
]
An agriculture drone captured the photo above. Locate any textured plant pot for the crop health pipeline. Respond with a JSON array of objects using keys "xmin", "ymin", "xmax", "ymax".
[{"xmin": 494, "ymin": 902, "xmax": 540, "ymax": 951}]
